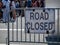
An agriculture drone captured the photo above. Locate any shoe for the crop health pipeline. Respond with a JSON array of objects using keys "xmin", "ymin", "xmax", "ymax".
[{"xmin": 10, "ymin": 18, "xmax": 15, "ymax": 22}]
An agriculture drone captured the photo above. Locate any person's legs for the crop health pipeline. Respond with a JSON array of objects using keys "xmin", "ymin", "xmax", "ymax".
[
  {"xmin": 0, "ymin": 15, "xmax": 1, "ymax": 19},
  {"xmin": 3, "ymin": 9, "xmax": 10, "ymax": 22},
  {"xmin": 3, "ymin": 9, "xmax": 6, "ymax": 22},
  {"xmin": 0, "ymin": 12, "xmax": 3, "ymax": 19}
]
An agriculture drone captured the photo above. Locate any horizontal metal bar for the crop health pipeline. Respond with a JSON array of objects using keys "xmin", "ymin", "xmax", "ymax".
[
  {"xmin": 9, "ymin": 41, "xmax": 60, "ymax": 44},
  {"xmin": 10, "ymin": 8, "xmax": 60, "ymax": 12},
  {"xmin": 14, "ymin": 8, "xmax": 60, "ymax": 10},
  {"xmin": 9, "ymin": 41, "xmax": 47, "ymax": 44}
]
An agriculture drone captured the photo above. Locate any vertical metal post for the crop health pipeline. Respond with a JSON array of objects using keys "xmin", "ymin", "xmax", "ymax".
[
  {"xmin": 21, "ymin": 9, "xmax": 22, "ymax": 42},
  {"xmin": 57, "ymin": 8, "xmax": 59, "ymax": 42},
  {"xmin": 8, "ymin": 12, "xmax": 10, "ymax": 45},
  {"xmin": 34, "ymin": 32, "xmax": 35, "ymax": 42},
  {"xmin": 12, "ymin": 22, "xmax": 14, "ymax": 41},
  {"xmin": 38, "ymin": 34, "xmax": 40, "ymax": 42},
  {"xmin": 24, "ymin": 9, "xmax": 27, "ymax": 42},
  {"xmin": 53, "ymin": 9, "xmax": 55, "ymax": 41},
  {"xmin": 16, "ymin": 15, "xmax": 18, "ymax": 41},
  {"xmin": 29, "ymin": 33, "xmax": 31, "ymax": 42},
  {"xmin": 29, "ymin": 9, "xmax": 31, "ymax": 42},
  {"xmin": 43, "ymin": 34, "xmax": 44, "ymax": 42}
]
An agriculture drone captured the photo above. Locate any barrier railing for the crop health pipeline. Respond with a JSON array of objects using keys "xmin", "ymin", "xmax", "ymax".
[{"xmin": 7, "ymin": 8, "xmax": 60, "ymax": 45}]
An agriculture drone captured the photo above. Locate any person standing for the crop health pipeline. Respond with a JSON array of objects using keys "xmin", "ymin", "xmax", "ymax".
[
  {"xmin": 10, "ymin": 0, "xmax": 16, "ymax": 22},
  {"xmin": 0, "ymin": 1, "xmax": 3, "ymax": 20},
  {"xmin": 2, "ymin": 0, "xmax": 10, "ymax": 22},
  {"xmin": 25, "ymin": 0, "xmax": 32, "ymax": 7},
  {"xmin": 31, "ymin": 0, "xmax": 39, "ymax": 7}
]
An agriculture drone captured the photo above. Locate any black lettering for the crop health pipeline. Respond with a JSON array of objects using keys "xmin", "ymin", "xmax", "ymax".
[
  {"xmin": 40, "ymin": 22, "xmax": 44, "ymax": 30},
  {"xmin": 40, "ymin": 12, "xmax": 44, "ymax": 20},
  {"xmin": 30, "ymin": 12, "xmax": 34, "ymax": 20},
  {"xmin": 35, "ymin": 12, "xmax": 39, "ymax": 20},
  {"xmin": 44, "ymin": 22, "xmax": 48, "ymax": 30},
  {"xmin": 35, "ymin": 22, "xmax": 39, "ymax": 30},
  {"xmin": 31, "ymin": 22, "xmax": 34, "ymax": 30},
  {"xmin": 49, "ymin": 22, "xmax": 54, "ymax": 30},
  {"xmin": 45, "ymin": 12, "xmax": 49, "ymax": 20},
  {"xmin": 26, "ymin": 22, "xmax": 30, "ymax": 30}
]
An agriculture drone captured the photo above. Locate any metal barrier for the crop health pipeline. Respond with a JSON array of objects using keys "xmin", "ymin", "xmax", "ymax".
[{"xmin": 7, "ymin": 8, "xmax": 60, "ymax": 45}]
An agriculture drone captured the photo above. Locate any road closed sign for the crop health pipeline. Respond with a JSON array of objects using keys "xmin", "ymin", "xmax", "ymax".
[{"xmin": 25, "ymin": 9, "xmax": 55, "ymax": 34}]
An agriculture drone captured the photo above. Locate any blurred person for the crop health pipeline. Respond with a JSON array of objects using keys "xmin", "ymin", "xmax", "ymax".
[
  {"xmin": 31, "ymin": 0, "xmax": 39, "ymax": 7},
  {"xmin": 18, "ymin": 0, "xmax": 32, "ymax": 17},
  {"xmin": 2, "ymin": 0, "xmax": 16, "ymax": 22},
  {"xmin": 17, "ymin": 0, "xmax": 21, "ymax": 16},
  {"xmin": 39, "ymin": 0, "xmax": 41, "ymax": 7},
  {"xmin": 0, "ymin": 1, "xmax": 3, "ymax": 9},
  {"xmin": 24, "ymin": 0, "xmax": 27, "ymax": 7},
  {"xmin": 25, "ymin": 0, "xmax": 32, "ymax": 7},
  {"xmin": 0, "ymin": 1, "xmax": 3, "ymax": 20},
  {"xmin": 18, "ymin": 0, "xmax": 25, "ymax": 17},
  {"xmin": 18, "ymin": 0, "xmax": 21, "ymax": 7},
  {"xmin": 20, "ymin": 0, "xmax": 25, "ymax": 7},
  {"xmin": 40, "ymin": 0, "xmax": 45, "ymax": 7},
  {"xmin": 10, "ymin": 0, "xmax": 16, "ymax": 21},
  {"xmin": 14, "ymin": 0, "xmax": 20, "ymax": 8},
  {"xmin": 15, "ymin": 0, "xmax": 20, "ymax": 17},
  {"xmin": 2, "ymin": 0, "xmax": 10, "ymax": 22}
]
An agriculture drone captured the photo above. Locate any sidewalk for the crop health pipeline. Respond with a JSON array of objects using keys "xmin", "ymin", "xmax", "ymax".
[{"xmin": 0, "ymin": 43, "xmax": 48, "ymax": 45}]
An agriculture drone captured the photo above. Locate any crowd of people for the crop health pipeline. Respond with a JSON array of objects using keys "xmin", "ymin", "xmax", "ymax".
[
  {"xmin": 14, "ymin": 0, "xmax": 45, "ymax": 8},
  {"xmin": 0, "ymin": 0, "xmax": 45, "ymax": 23}
]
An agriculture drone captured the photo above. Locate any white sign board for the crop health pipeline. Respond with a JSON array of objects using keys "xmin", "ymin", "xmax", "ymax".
[{"xmin": 25, "ymin": 9, "xmax": 55, "ymax": 34}]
